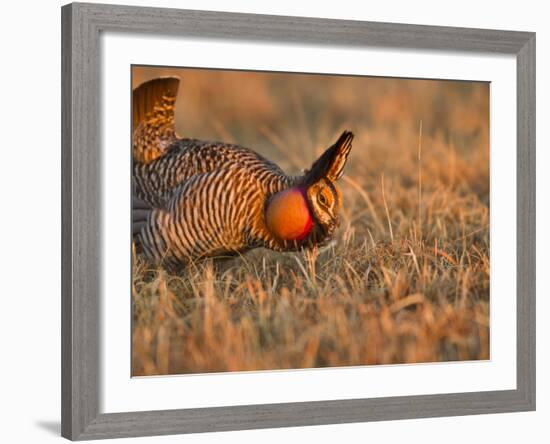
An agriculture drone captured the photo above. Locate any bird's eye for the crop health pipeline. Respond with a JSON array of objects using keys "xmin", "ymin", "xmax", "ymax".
[{"xmin": 318, "ymin": 193, "xmax": 328, "ymax": 206}]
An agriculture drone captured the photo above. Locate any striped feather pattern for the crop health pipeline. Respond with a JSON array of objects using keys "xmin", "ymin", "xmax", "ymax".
[
  {"xmin": 135, "ymin": 145, "xmax": 297, "ymax": 266},
  {"xmin": 134, "ymin": 138, "xmax": 293, "ymax": 208}
]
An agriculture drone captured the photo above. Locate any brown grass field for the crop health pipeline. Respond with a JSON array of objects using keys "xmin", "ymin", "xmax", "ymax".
[{"xmin": 131, "ymin": 67, "xmax": 490, "ymax": 376}]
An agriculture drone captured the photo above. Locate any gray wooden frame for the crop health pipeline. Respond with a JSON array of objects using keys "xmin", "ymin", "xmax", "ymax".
[{"xmin": 61, "ymin": 2, "xmax": 536, "ymax": 440}]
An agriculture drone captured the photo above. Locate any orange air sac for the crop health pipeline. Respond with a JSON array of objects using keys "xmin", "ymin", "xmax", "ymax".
[{"xmin": 265, "ymin": 188, "xmax": 313, "ymax": 241}]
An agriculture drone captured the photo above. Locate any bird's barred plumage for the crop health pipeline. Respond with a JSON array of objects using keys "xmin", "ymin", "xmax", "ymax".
[
  {"xmin": 132, "ymin": 76, "xmax": 353, "ymax": 267},
  {"xmin": 134, "ymin": 139, "xmax": 293, "ymax": 208}
]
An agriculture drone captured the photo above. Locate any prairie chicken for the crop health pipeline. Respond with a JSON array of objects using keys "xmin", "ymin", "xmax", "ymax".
[{"xmin": 132, "ymin": 76, "xmax": 353, "ymax": 268}]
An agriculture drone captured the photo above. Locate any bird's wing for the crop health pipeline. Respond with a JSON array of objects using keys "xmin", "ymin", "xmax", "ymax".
[
  {"xmin": 133, "ymin": 76, "xmax": 180, "ymax": 164},
  {"xmin": 134, "ymin": 169, "xmax": 254, "ymax": 265},
  {"xmin": 134, "ymin": 139, "xmax": 289, "ymax": 208}
]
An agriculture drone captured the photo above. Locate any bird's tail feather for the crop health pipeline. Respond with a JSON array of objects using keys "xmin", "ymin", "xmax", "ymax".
[{"xmin": 133, "ymin": 76, "xmax": 180, "ymax": 164}]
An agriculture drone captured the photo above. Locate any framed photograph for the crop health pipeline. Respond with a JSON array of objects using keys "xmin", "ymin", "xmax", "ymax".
[{"xmin": 61, "ymin": 2, "xmax": 535, "ymax": 440}]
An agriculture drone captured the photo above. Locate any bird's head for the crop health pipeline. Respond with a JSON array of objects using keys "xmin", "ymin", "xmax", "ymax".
[{"xmin": 265, "ymin": 130, "xmax": 354, "ymax": 247}]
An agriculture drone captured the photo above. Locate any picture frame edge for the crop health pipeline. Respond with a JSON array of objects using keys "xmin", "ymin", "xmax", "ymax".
[
  {"xmin": 61, "ymin": 2, "xmax": 536, "ymax": 440},
  {"xmin": 515, "ymin": 32, "xmax": 536, "ymax": 413},
  {"xmin": 73, "ymin": 389, "xmax": 531, "ymax": 440}
]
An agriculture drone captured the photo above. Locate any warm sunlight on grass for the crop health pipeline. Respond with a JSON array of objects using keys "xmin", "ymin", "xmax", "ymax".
[{"xmin": 131, "ymin": 67, "xmax": 489, "ymax": 375}]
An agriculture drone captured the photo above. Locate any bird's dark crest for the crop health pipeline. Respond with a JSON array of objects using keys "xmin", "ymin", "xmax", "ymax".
[
  {"xmin": 133, "ymin": 76, "xmax": 180, "ymax": 164},
  {"xmin": 303, "ymin": 130, "xmax": 354, "ymax": 185}
]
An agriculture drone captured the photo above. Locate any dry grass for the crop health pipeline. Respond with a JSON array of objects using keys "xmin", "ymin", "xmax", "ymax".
[{"xmin": 131, "ymin": 67, "xmax": 490, "ymax": 376}]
